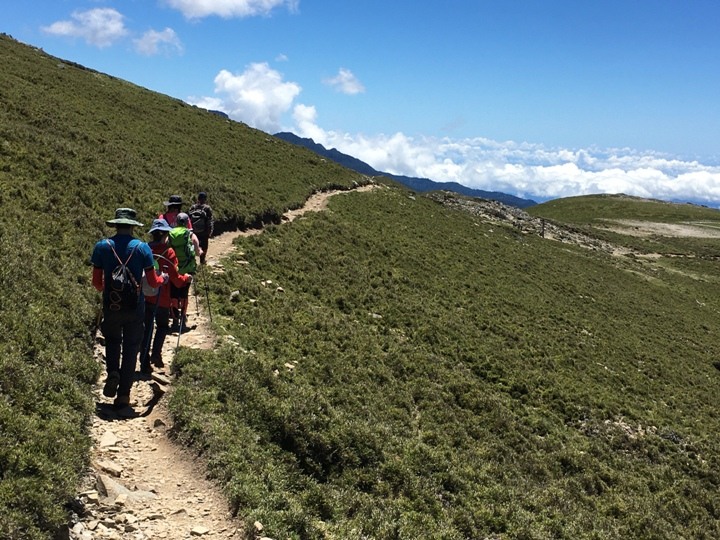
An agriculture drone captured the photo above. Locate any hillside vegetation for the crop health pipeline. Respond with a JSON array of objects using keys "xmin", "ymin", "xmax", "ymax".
[
  {"xmin": 3, "ymin": 32, "xmax": 720, "ymax": 540},
  {"xmin": 0, "ymin": 33, "xmax": 362, "ymax": 539},
  {"xmin": 170, "ymin": 186, "xmax": 720, "ymax": 539}
]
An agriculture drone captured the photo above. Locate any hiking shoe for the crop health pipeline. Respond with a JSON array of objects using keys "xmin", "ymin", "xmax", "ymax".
[
  {"xmin": 151, "ymin": 355, "xmax": 164, "ymax": 368},
  {"xmin": 113, "ymin": 394, "xmax": 131, "ymax": 407},
  {"xmin": 140, "ymin": 363, "xmax": 153, "ymax": 375},
  {"xmin": 103, "ymin": 371, "xmax": 120, "ymax": 398}
]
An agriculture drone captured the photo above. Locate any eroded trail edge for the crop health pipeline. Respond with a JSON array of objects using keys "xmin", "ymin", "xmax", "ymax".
[{"xmin": 69, "ymin": 185, "xmax": 377, "ymax": 540}]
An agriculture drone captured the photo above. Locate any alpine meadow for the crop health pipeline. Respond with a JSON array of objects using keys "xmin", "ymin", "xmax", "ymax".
[{"xmin": 3, "ymin": 33, "xmax": 720, "ymax": 539}]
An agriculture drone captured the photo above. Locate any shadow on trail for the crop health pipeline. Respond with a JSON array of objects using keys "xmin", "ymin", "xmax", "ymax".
[{"xmin": 95, "ymin": 378, "xmax": 166, "ymax": 421}]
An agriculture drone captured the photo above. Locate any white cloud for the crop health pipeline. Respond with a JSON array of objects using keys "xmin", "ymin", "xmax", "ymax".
[
  {"xmin": 323, "ymin": 68, "xmax": 365, "ymax": 95},
  {"xmin": 189, "ymin": 63, "xmax": 301, "ymax": 133},
  {"xmin": 189, "ymin": 66, "xmax": 720, "ymax": 205},
  {"xmin": 134, "ymin": 28, "xmax": 184, "ymax": 56},
  {"xmin": 165, "ymin": 0, "xmax": 299, "ymax": 19},
  {"xmin": 291, "ymin": 112, "xmax": 720, "ymax": 205},
  {"xmin": 41, "ymin": 8, "xmax": 128, "ymax": 48},
  {"xmin": 292, "ymin": 104, "xmax": 326, "ymax": 142}
]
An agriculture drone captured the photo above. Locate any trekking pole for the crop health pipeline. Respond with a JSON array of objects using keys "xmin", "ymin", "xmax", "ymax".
[
  {"xmin": 193, "ymin": 275, "xmax": 200, "ymax": 314},
  {"xmin": 200, "ymin": 263, "xmax": 213, "ymax": 323},
  {"xmin": 141, "ymin": 286, "xmax": 162, "ymax": 368},
  {"xmin": 175, "ymin": 297, "xmax": 187, "ymax": 352}
]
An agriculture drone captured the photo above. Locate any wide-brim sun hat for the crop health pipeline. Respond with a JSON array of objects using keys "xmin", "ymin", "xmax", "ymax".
[
  {"xmin": 164, "ymin": 194, "xmax": 183, "ymax": 206},
  {"xmin": 106, "ymin": 208, "xmax": 143, "ymax": 227},
  {"xmin": 148, "ymin": 218, "xmax": 172, "ymax": 234}
]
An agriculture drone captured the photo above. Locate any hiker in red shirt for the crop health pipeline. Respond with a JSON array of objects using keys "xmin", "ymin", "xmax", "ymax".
[{"xmin": 139, "ymin": 218, "xmax": 193, "ymax": 374}]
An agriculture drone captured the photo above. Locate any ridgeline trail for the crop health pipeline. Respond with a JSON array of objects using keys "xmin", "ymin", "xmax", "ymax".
[{"xmin": 67, "ymin": 185, "xmax": 377, "ymax": 540}]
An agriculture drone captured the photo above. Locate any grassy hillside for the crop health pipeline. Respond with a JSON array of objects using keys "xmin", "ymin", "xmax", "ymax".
[
  {"xmin": 4, "ymin": 31, "xmax": 720, "ymax": 540},
  {"xmin": 169, "ymin": 186, "xmax": 720, "ymax": 539},
  {"xmin": 0, "ymin": 33, "xmax": 363, "ymax": 539}
]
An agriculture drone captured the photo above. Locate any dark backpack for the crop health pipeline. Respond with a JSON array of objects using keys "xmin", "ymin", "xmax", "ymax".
[
  {"xmin": 189, "ymin": 205, "xmax": 208, "ymax": 234},
  {"xmin": 105, "ymin": 239, "xmax": 140, "ymax": 311}
]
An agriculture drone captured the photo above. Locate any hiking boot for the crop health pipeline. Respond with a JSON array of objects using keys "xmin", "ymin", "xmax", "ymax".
[
  {"xmin": 151, "ymin": 355, "xmax": 164, "ymax": 368},
  {"xmin": 180, "ymin": 323, "xmax": 195, "ymax": 334},
  {"xmin": 170, "ymin": 319, "xmax": 180, "ymax": 333},
  {"xmin": 114, "ymin": 394, "xmax": 130, "ymax": 408},
  {"xmin": 140, "ymin": 363, "xmax": 153, "ymax": 376},
  {"xmin": 103, "ymin": 371, "xmax": 120, "ymax": 398}
]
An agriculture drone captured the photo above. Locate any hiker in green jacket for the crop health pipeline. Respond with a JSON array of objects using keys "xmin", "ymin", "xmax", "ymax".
[{"xmin": 168, "ymin": 212, "xmax": 202, "ymax": 332}]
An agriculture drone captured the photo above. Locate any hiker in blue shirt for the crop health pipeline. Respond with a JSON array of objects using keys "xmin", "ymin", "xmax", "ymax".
[{"xmin": 91, "ymin": 208, "xmax": 165, "ymax": 410}]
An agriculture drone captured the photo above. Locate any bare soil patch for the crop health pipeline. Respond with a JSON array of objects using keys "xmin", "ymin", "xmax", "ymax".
[{"xmin": 597, "ymin": 219, "xmax": 720, "ymax": 238}]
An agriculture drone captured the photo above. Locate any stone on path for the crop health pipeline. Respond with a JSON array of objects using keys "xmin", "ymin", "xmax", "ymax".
[
  {"xmin": 152, "ymin": 372, "xmax": 172, "ymax": 386},
  {"xmin": 100, "ymin": 430, "xmax": 119, "ymax": 448},
  {"xmin": 97, "ymin": 460, "xmax": 123, "ymax": 477},
  {"xmin": 97, "ymin": 474, "xmax": 156, "ymax": 503},
  {"xmin": 191, "ymin": 525, "xmax": 211, "ymax": 536}
]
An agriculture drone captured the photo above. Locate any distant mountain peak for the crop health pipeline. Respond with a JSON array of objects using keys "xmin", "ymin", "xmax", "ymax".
[{"xmin": 274, "ymin": 132, "xmax": 537, "ymax": 208}]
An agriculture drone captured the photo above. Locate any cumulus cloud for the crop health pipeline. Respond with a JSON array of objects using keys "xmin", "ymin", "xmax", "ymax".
[
  {"xmin": 323, "ymin": 68, "xmax": 365, "ymax": 95},
  {"xmin": 134, "ymin": 28, "xmax": 184, "ymax": 56},
  {"xmin": 189, "ymin": 63, "xmax": 301, "ymax": 133},
  {"xmin": 292, "ymin": 104, "xmax": 327, "ymax": 142},
  {"xmin": 165, "ymin": 0, "xmax": 299, "ymax": 19},
  {"xmin": 41, "ymin": 8, "xmax": 127, "ymax": 47},
  {"xmin": 292, "ymin": 113, "xmax": 720, "ymax": 205}
]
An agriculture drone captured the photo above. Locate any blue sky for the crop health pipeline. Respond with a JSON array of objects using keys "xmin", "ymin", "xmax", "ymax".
[{"xmin": 6, "ymin": 0, "xmax": 720, "ymax": 204}]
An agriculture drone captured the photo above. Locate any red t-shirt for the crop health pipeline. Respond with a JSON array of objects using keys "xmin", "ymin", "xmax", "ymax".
[
  {"xmin": 145, "ymin": 242, "xmax": 192, "ymax": 308},
  {"xmin": 159, "ymin": 210, "xmax": 193, "ymax": 229}
]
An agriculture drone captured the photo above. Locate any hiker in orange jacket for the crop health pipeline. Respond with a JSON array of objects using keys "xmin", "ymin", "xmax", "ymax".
[{"xmin": 139, "ymin": 218, "xmax": 193, "ymax": 374}]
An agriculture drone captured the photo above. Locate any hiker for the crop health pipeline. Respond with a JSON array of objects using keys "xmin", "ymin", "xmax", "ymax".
[
  {"xmin": 188, "ymin": 191, "xmax": 214, "ymax": 265},
  {"xmin": 160, "ymin": 194, "xmax": 192, "ymax": 228},
  {"xmin": 168, "ymin": 212, "xmax": 202, "ymax": 333},
  {"xmin": 139, "ymin": 218, "xmax": 193, "ymax": 374},
  {"xmin": 91, "ymin": 208, "xmax": 167, "ymax": 409}
]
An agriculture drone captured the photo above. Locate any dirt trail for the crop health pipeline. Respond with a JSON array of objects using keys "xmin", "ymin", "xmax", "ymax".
[{"xmin": 68, "ymin": 185, "xmax": 376, "ymax": 540}]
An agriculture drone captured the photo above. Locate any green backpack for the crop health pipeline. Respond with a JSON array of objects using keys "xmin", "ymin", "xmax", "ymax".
[{"xmin": 169, "ymin": 227, "xmax": 196, "ymax": 275}]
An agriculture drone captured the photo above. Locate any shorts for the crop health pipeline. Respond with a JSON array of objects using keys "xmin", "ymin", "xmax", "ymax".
[{"xmin": 170, "ymin": 282, "xmax": 191, "ymax": 300}]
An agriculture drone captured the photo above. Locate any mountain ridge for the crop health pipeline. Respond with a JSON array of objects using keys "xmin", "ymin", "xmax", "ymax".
[{"xmin": 274, "ymin": 131, "xmax": 538, "ymax": 208}]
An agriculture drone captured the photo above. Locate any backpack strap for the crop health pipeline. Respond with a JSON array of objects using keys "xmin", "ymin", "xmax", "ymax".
[
  {"xmin": 154, "ymin": 248, "xmax": 174, "ymax": 269},
  {"xmin": 106, "ymin": 238, "xmax": 139, "ymax": 266},
  {"xmin": 105, "ymin": 239, "xmax": 140, "ymax": 291}
]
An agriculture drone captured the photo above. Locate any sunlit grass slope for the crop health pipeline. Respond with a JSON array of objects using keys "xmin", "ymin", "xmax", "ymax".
[
  {"xmin": 0, "ymin": 33, "xmax": 363, "ymax": 539},
  {"xmin": 528, "ymin": 193, "xmax": 720, "ymax": 257},
  {"xmin": 171, "ymin": 186, "xmax": 720, "ymax": 539}
]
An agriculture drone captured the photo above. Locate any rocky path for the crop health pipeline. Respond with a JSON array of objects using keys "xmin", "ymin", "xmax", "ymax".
[{"xmin": 67, "ymin": 185, "xmax": 377, "ymax": 540}]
